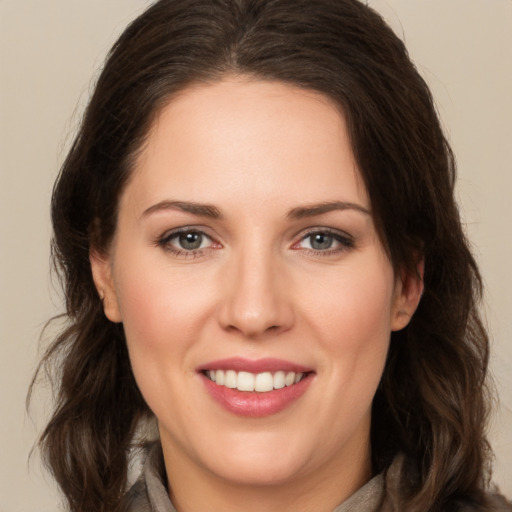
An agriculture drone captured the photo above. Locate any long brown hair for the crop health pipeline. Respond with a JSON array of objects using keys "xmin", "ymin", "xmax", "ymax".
[{"xmin": 31, "ymin": 0, "xmax": 498, "ymax": 510}]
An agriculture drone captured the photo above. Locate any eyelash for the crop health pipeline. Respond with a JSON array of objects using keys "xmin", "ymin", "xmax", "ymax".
[
  {"xmin": 292, "ymin": 228, "xmax": 355, "ymax": 257},
  {"xmin": 156, "ymin": 227, "xmax": 218, "ymax": 259},
  {"xmin": 155, "ymin": 227, "xmax": 355, "ymax": 259}
]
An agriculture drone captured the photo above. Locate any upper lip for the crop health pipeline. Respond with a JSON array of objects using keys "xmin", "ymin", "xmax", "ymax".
[{"xmin": 199, "ymin": 357, "xmax": 313, "ymax": 374}]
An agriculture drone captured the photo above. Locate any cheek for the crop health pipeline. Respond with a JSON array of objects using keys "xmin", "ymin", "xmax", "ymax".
[
  {"xmin": 112, "ymin": 264, "xmax": 211, "ymax": 415},
  {"xmin": 307, "ymin": 262, "xmax": 395, "ymax": 347},
  {"xmin": 113, "ymin": 256, "xmax": 211, "ymax": 344},
  {"xmin": 111, "ymin": 255, "xmax": 222, "ymax": 410},
  {"xmin": 115, "ymin": 273, "xmax": 170, "ymax": 349},
  {"xmin": 302, "ymin": 255, "xmax": 396, "ymax": 404},
  {"xmin": 113, "ymin": 270, "xmax": 175, "ymax": 401}
]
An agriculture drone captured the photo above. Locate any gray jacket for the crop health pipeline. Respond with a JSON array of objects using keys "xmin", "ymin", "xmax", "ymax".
[{"xmin": 123, "ymin": 445, "xmax": 511, "ymax": 511}]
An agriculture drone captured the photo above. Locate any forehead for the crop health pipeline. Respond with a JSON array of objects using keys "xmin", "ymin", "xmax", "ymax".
[{"xmin": 123, "ymin": 77, "xmax": 369, "ymax": 215}]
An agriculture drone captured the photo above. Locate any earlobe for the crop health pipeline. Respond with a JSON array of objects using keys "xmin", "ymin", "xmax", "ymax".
[
  {"xmin": 89, "ymin": 248, "xmax": 122, "ymax": 323},
  {"xmin": 391, "ymin": 260, "xmax": 424, "ymax": 332}
]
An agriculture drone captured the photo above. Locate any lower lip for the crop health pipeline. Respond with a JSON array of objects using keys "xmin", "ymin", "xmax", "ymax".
[{"xmin": 201, "ymin": 373, "xmax": 313, "ymax": 417}]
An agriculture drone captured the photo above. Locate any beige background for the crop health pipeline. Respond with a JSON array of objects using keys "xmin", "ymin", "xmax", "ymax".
[{"xmin": 1, "ymin": 1, "xmax": 511, "ymax": 510}]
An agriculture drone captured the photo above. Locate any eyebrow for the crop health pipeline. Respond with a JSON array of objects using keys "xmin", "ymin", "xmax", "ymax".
[
  {"xmin": 286, "ymin": 201, "xmax": 371, "ymax": 220},
  {"xmin": 141, "ymin": 200, "xmax": 223, "ymax": 219},
  {"xmin": 141, "ymin": 199, "xmax": 369, "ymax": 221}
]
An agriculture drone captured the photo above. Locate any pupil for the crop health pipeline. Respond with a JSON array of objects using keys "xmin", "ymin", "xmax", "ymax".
[
  {"xmin": 311, "ymin": 233, "xmax": 332, "ymax": 250},
  {"xmin": 179, "ymin": 232, "xmax": 202, "ymax": 250}
]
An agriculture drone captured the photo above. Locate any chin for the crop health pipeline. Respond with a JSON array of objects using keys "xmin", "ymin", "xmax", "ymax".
[
  {"xmin": 198, "ymin": 432, "xmax": 313, "ymax": 486},
  {"xmin": 210, "ymin": 456, "xmax": 306, "ymax": 487}
]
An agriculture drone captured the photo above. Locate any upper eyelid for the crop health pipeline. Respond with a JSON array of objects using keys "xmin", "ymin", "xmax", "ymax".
[
  {"xmin": 159, "ymin": 225, "xmax": 216, "ymax": 240},
  {"xmin": 295, "ymin": 226, "xmax": 354, "ymax": 241}
]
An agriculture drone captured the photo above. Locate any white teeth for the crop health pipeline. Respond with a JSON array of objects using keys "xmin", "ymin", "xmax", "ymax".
[
  {"xmin": 237, "ymin": 371, "xmax": 255, "ymax": 391},
  {"xmin": 285, "ymin": 372, "xmax": 295, "ymax": 387},
  {"xmin": 206, "ymin": 369, "xmax": 306, "ymax": 392},
  {"xmin": 254, "ymin": 372, "xmax": 273, "ymax": 392},
  {"xmin": 225, "ymin": 370, "xmax": 237, "ymax": 389},
  {"xmin": 273, "ymin": 371, "xmax": 285, "ymax": 389}
]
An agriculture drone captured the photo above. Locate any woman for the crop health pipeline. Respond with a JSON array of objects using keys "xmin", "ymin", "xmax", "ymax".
[{"xmin": 32, "ymin": 0, "xmax": 511, "ymax": 511}]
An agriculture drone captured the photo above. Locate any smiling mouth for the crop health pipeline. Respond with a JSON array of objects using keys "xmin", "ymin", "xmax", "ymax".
[{"xmin": 203, "ymin": 370, "xmax": 309, "ymax": 393}]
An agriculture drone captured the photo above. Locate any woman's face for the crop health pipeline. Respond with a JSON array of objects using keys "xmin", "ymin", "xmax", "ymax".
[{"xmin": 92, "ymin": 78, "xmax": 419, "ymax": 494}]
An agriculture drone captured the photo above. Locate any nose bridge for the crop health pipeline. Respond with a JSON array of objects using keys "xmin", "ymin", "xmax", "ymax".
[{"xmin": 219, "ymin": 240, "xmax": 292, "ymax": 338}]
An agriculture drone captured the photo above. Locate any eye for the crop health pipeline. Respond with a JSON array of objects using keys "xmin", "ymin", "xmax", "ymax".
[
  {"xmin": 157, "ymin": 228, "xmax": 218, "ymax": 256},
  {"xmin": 303, "ymin": 233, "xmax": 336, "ymax": 251},
  {"xmin": 294, "ymin": 229, "xmax": 354, "ymax": 254},
  {"xmin": 175, "ymin": 231, "xmax": 207, "ymax": 250}
]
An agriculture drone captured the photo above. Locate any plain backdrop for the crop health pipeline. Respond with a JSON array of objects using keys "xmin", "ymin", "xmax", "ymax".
[{"xmin": 1, "ymin": 1, "xmax": 511, "ymax": 510}]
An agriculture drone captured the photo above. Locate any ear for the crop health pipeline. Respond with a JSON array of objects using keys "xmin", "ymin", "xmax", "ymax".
[
  {"xmin": 391, "ymin": 259, "xmax": 424, "ymax": 332},
  {"xmin": 89, "ymin": 248, "xmax": 122, "ymax": 323}
]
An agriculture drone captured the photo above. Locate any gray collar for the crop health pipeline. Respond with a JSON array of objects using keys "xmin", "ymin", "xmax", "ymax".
[{"xmin": 125, "ymin": 444, "xmax": 385, "ymax": 511}]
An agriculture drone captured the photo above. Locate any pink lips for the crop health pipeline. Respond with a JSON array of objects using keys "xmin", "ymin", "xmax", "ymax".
[{"xmin": 199, "ymin": 357, "xmax": 314, "ymax": 418}]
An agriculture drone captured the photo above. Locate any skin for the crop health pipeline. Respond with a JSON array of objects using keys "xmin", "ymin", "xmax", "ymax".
[{"xmin": 91, "ymin": 77, "xmax": 423, "ymax": 512}]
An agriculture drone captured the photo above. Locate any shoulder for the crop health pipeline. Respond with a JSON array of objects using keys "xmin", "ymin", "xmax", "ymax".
[
  {"xmin": 121, "ymin": 478, "xmax": 151, "ymax": 512},
  {"xmin": 461, "ymin": 493, "xmax": 512, "ymax": 512},
  {"xmin": 380, "ymin": 454, "xmax": 512, "ymax": 512},
  {"xmin": 121, "ymin": 443, "xmax": 176, "ymax": 512},
  {"xmin": 120, "ymin": 478, "xmax": 152, "ymax": 512}
]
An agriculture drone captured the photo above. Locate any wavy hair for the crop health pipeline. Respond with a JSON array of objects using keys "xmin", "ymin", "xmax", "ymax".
[{"xmin": 31, "ymin": 0, "xmax": 497, "ymax": 510}]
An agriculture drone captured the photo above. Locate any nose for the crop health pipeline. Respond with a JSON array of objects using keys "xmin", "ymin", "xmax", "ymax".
[{"xmin": 217, "ymin": 246, "xmax": 295, "ymax": 339}]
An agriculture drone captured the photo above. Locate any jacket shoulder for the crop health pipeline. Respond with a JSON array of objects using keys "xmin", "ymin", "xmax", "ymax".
[
  {"xmin": 119, "ymin": 478, "xmax": 152, "ymax": 512},
  {"xmin": 455, "ymin": 493, "xmax": 512, "ymax": 512}
]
